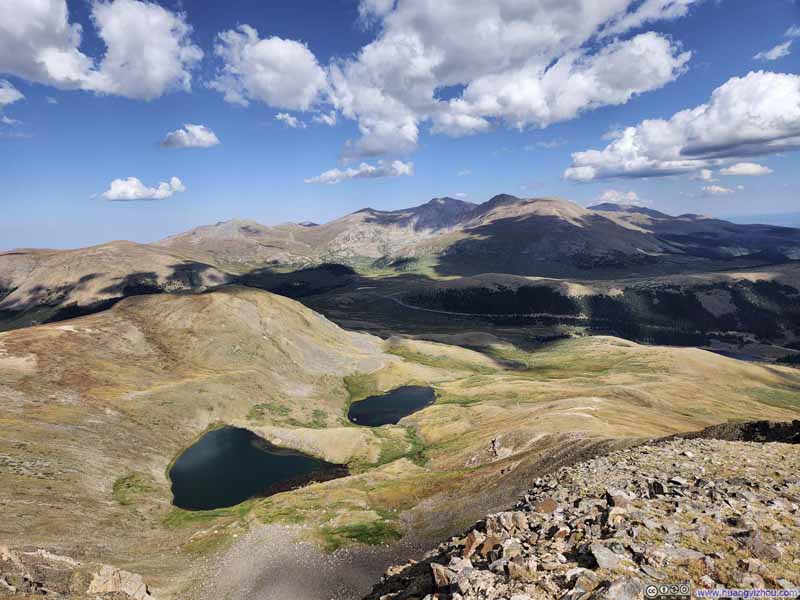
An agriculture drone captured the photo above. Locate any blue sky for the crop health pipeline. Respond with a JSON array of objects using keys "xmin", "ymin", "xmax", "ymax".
[{"xmin": 0, "ymin": 0, "xmax": 799, "ymax": 249}]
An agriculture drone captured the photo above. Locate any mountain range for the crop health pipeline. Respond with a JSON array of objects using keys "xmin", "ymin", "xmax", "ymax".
[
  {"xmin": 4, "ymin": 194, "xmax": 800, "ymax": 330},
  {"xmin": 158, "ymin": 194, "xmax": 800, "ymax": 276}
]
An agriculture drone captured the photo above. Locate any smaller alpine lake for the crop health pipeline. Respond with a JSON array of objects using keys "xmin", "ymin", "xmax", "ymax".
[
  {"xmin": 169, "ymin": 426, "xmax": 347, "ymax": 511},
  {"xmin": 348, "ymin": 386, "xmax": 435, "ymax": 427}
]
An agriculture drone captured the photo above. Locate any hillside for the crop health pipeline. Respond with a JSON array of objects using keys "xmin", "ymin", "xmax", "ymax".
[
  {"xmin": 156, "ymin": 197, "xmax": 478, "ymax": 269},
  {"xmin": 387, "ymin": 263, "xmax": 800, "ymax": 358},
  {"xmin": 365, "ymin": 424, "xmax": 800, "ymax": 599},
  {"xmin": 0, "ymin": 242, "xmax": 229, "ymax": 331},
  {"xmin": 157, "ymin": 195, "xmax": 800, "ymax": 278},
  {"xmin": 4, "ymin": 195, "xmax": 800, "ymax": 335},
  {"xmin": 0, "ymin": 287, "xmax": 387, "ymax": 596},
  {"xmin": 1, "ymin": 287, "xmax": 800, "ymax": 598}
]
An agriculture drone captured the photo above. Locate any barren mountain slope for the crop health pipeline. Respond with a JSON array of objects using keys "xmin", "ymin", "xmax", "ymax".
[
  {"xmin": 591, "ymin": 203, "xmax": 800, "ymax": 260},
  {"xmin": 5, "ymin": 196, "xmax": 800, "ymax": 334},
  {"xmin": 156, "ymin": 219, "xmax": 321, "ymax": 268},
  {"xmin": 157, "ymin": 195, "xmax": 800, "ymax": 278},
  {"xmin": 156, "ymin": 197, "xmax": 478, "ymax": 268},
  {"xmin": 0, "ymin": 248, "xmax": 59, "ymax": 290},
  {"xmin": 0, "ymin": 241, "xmax": 230, "ymax": 331}
]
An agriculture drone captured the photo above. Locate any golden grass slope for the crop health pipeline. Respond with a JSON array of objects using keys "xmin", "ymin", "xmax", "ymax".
[
  {"xmin": 1, "ymin": 286, "xmax": 800, "ymax": 597},
  {"xmin": 0, "ymin": 287, "xmax": 388, "ymax": 591},
  {"xmin": 0, "ymin": 241, "xmax": 229, "ymax": 314}
]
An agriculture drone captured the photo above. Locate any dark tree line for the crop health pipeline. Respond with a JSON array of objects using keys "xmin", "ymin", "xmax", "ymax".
[{"xmin": 403, "ymin": 280, "xmax": 800, "ymax": 347}]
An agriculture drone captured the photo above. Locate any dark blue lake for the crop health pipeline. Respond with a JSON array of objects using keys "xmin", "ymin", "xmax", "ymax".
[
  {"xmin": 348, "ymin": 386, "xmax": 435, "ymax": 427},
  {"xmin": 169, "ymin": 426, "xmax": 347, "ymax": 511}
]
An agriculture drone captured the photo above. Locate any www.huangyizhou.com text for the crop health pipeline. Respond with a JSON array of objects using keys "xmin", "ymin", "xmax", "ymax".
[{"xmin": 695, "ymin": 589, "xmax": 800, "ymax": 598}]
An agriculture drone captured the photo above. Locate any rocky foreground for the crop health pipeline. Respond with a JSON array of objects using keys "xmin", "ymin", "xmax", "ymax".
[
  {"xmin": 366, "ymin": 423, "xmax": 800, "ymax": 600},
  {"xmin": 3, "ymin": 422, "xmax": 799, "ymax": 600},
  {"xmin": 0, "ymin": 547, "xmax": 153, "ymax": 599}
]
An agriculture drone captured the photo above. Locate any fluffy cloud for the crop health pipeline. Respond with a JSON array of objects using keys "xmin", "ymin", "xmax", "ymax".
[
  {"xmin": 358, "ymin": 0, "xmax": 396, "ymax": 24},
  {"xmin": 91, "ymin": 0, "xmax": 202, "ymax": 99},
  {"xmin": 210, "ymin": 25, "xmax": 327, "ymax": 110},
  {"xmin": 691, "ymin": 169, "xmax": 716, "ymax": 182},
  {"xmin": 305, "ymin": 160, "xmax": 413, "ymax": 184},
  {"xmin": 0, "ymin": 80, "xmax": 24, "ymax": 107},
  {"xmin": 101, "ymin": 176, "xmax": 186, "ymax": 201},
  {"xmin": 275, "ymin": 113, "xmax": 306, "ymax": 129},
  {"xmin": 599, "ymin": 0, "xmax": 704, "ymax": 37},
  {"xmin": 0, "ymin": 0, "xmax": 201, "ymax": 100},
  {"xmin": 203, "ymin": 1, "xmax": 701, "ymax": 157},
  {"xmin": 313, "ymin": 111, "xmax": 337, "ymax": 126},
  {"xmin": 787, "ymin": 26, "xmax": 800, "ymax": 38},
  {"xmin": 1, "ymin": 115, "xmax": 21, "ymax": 125},
  {"xmin": 754, "ymin": 41, "xmax": 792, "ymax": 61},
  {"xmin": 564, "ymin": 71, "xmax": 800, "ymax": 182},
  {"xmin": 702, "ymin": 185, "xmax": 735, "ymax": 196},
  {"xmin": 596, "ymin": 189, "xmax": 647, "ymax": 206},
  {"xmin": 325, "ymin": 1, "xmax": 695, "ymax": 157},
  {"xmin": 719, "ymin": 162, "xmax": 772, "ymax": 176},
  {"xmin": 161, "ymin": 124, "xmax": 220, "ymax": 148}
]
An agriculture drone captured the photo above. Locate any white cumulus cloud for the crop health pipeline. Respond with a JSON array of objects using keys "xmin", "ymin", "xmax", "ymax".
[
  {"xmin": 101, "ymin": 176, "xmax": 186, "ymax": 201},
  {"xmin": 599, "ymin": 0, "xmax": 704, "ymax": 37},
  {"xmin": 0, "ymin": 0, "xmax": 202, "ymax": 101},
  {"xmin": 313, "ymin": 111, "xmax": 337, "ymax": 126},
  {"xmin": 0, "ymin": 80, "xmax": 24, "ymax": 107},
  {"xmin": 275, "ymin": 112, "xmax": 306, "ymax": 129},
  {"xmin": 305, "ymin": 160, "xmax": 413, "ymax": 184},
  {"xmin": 754, "ymin": 41, "xmax": 792, "ymax": 61},
  {"xmin": 210, "ymin": 25, "xmax": 327, "ymax": 110},
  {"xmin": 161, "ymin": 124, "xmax": 220, "ymax": 148},
  {"xmin": 719, "ymin": 162, "xmax": 772, "ymax": 176},
  {"xmin": 691, "ymin": 169, "xmax": 716, "ymax": 182},
  {"xmin": 328, "ymin": 2, "xmax": 693, "ymax": 158},
  {"xmin": 787, "ymin": 26, "xmax": 800, "ymax": 38},
  {"xmin": 218, "ymin": 1, "xmax": 698, "ymax": 159},
  {"xmin": 702, "ymin": 185, "xmax": 735, "ymax": 196},
  {"xmin": 564, "ymin": 71, "xmax": 800, "ymax": 182},
  {"xmin": 596, "ymin": 189, "xmax": 648, "ymax": 206},
  {"xmin": 358, "ymin": 0, "xmax": 396, "ymax": 24}
]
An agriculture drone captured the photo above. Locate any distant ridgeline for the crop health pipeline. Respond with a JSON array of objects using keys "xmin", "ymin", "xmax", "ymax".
[{"xmin": 402, "ymin": 280, "xmax": 800, "ymax": 349}]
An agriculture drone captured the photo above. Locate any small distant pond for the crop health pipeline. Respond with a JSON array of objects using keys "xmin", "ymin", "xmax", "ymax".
[
  {"xmin": 169, "ymin": 426, "xmax": 347, "ymax": 511},
  {"xmin": 348, "ymin": 386, "xmax": 435, "ymax": 427}
]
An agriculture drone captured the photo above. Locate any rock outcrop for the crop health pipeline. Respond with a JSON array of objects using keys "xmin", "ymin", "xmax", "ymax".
[
  {"xmin": 365, "ymin": 427, "xmax": 800, "ymax": 600},
  {"xmin": 0, "ymin": 546, "xmax": 153, "ymax": 599}
]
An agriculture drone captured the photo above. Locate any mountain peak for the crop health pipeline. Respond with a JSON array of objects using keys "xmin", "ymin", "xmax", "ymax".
[
  {"xmin": 430, "ymin": 196, "xmax": 455, "ymax": 204},
  {"xmin": 424, "ymin": 196, "xmax": 474, "ymax": 208},
  {"xmin": 483, "ymin": 193, "xmax": 522, "ymax": 208}
]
